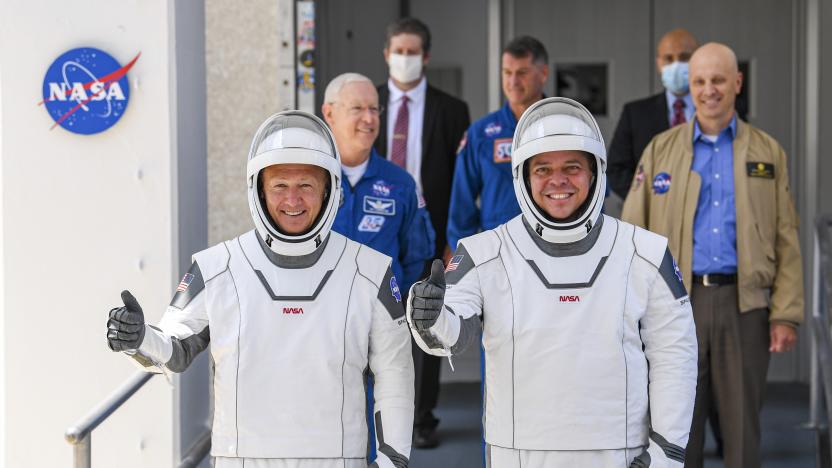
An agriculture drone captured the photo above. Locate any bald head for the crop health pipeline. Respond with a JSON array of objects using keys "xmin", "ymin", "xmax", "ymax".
[
  {"xmin": 656, "ymin": 28, "xmax": 698, "ymax": 71},
  {"xmin": 689, "ymin": 42, "xmax": 743, "ymax": 131},
  {"xmin": 689, "ymin": 42, "xmax": 739, "ymax": 75}
]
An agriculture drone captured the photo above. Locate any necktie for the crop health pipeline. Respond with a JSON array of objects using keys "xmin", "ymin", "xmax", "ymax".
[
  {"xmin": 391, "ymin": 95, "xmax": 409, "ymax": 169},
  {"xmin": 672, "ymin": 98, "xmax": 686, "ymax": 127}
]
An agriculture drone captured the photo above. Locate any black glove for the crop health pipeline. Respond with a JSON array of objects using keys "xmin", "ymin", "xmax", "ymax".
[
  {"xmin": 106, "ymin": 290, "xmax": 146, "ymax": 352},
  {"xmin": 629, "ymin": 449, "xmax": 650, "ymax": 468},
  {"xmin": 410, "ymin": 259, "xmax": 446, "ymax": 330}
]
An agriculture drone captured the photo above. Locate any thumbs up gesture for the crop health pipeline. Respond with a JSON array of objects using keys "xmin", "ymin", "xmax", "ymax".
[
  {"xmin": 410, "ymin": 259, "xmax": 447, "ymax": 330},
  {"xmin": 106, "ymin": 290, "xmax": 146, "ymax": 352}
]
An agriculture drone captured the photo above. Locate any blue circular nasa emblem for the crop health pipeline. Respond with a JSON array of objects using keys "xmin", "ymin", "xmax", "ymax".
[
  {"xmin": 390, "ymin": 276, "xmax": 402, "ymax": 303},
  {"xmin": 41, "ymin": 47, "xmax": 140, "ymax": 135},
  {"xmin": 673, "ymin": 257, "xmax": 683, "ymax": 283},
  {"xmin": 652, "ymin": 172, "xmax": 672, "ymax": 194}
]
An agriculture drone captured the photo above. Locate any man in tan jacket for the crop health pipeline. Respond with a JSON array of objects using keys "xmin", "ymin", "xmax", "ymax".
[{"xmin": 622, "ymin": 42, "xmax": 803, "ymax": 468}]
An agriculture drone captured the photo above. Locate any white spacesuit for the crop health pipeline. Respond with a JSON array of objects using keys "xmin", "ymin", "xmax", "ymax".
[
  {"xmin": 407, "ymin": 98, "xmax": 697, "ymax": 467},
  {"xmin": 107, "ymin": 112, "xmax": 414, "ymax": 468}
]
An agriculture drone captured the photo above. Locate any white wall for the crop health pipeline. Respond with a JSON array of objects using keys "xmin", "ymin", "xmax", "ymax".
[
  {"xmin": 0, "ymin": 0, "xmax": 205, "ymax": 466},
  {"xmin": 0, "ymin": 29, "xmax": 6, "ymax": 466}
]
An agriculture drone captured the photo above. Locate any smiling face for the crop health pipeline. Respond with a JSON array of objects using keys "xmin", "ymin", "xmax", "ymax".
[
  {"xmin": 322, "ymin": 81, "xmax": 379, "ymax": 166},
  {"xmin": 528, "ymin": 151, "xmax": 594, "ymax": 220},
  {"xmin": 501, "ymin": 52, "xmax": 548, "ymax": 110},
  {"xmin": 260, "ymin": 164, "xmax": 328, "ymax": 235},
  {"xmin": 689, "ymin": 43, "xmax": 742, "ymax": 126}
]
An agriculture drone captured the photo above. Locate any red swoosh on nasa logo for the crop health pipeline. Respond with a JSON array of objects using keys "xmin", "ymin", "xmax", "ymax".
[{"xmin": 41, "ymin": 52, "xmax": 140, "ymax": 130}]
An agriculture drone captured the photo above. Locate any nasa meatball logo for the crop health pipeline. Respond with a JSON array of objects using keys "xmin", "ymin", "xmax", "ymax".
[
  {"xmin": 40, "ymin": 47, "xmax": 140, "ymax": 134},
  {"xmin": 672, "ymin": 257, "xmax": 683, "ymax": 284},
  {"xmin": 390, "ymin": 276, "xmax": 402, "ymax": 303},
  {"xmin": 652, "ymin": 172, "xmax": 672, "ymax": 195},
  {"xmin": 484, "ymin": 121, "xmax": 502, "ymax": 137}
]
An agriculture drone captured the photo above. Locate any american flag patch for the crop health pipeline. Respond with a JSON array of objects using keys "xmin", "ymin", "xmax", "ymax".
[
  {"xmin": 177, "ymin": 273, "xmax": 194, "ymax": 292},
  {"xmin": 445, "ymin": 255, "xmax": 464, "ymax": 272}
]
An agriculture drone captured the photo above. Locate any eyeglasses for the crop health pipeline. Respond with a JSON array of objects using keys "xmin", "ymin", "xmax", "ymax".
[{"xmin": 333, "ymin": 103, "xmax": 384, "ymax": 117}]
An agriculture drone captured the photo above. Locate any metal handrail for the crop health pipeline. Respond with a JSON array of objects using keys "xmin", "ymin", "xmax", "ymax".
[
  {"xmin": 65, "ymin": 371, "xmax": 155, "ymax": 468},
  {"xmin": 812, "ymin": 213, "xmax": 832, "ymax": 467},
  {"xmin": 178, "ymin": 428, "xmax": 211, "ymax": 468},
  {"xmin": 813, "ymin": 312, "xmax": 832, "ymax": 467}
]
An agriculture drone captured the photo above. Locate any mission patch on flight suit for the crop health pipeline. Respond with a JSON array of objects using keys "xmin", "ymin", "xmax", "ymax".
[
  {"xmin": 445, "ymin": 245, "xmax": 476, "ymax": 285},
  {"xmin": 170, "ymin": 261, "xmax": 205, "ymax": 310},
  {"xmin": 377, "ymin": 266, "xmax": 405, "ymax": 320},
  {"xmin": 658, "ymin": 248, "xmax": 688, "ymax": 300}
]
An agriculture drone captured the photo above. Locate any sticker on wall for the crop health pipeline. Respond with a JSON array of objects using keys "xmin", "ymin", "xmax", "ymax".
[
  {"xmin": 39, "ymin": 47, "xmax": 140, "ymax": 134},
  {"xmin": 296, "ymin": 0, "xmax": 316, "ymax": 112}
]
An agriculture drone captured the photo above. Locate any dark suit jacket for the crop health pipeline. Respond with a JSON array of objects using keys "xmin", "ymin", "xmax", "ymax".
[
  {"xmin": 607, "ymin": 92, "xmax": 670, "ymax": 199},
  {"xmin": 374, "ymin": 83, "xmax": 470, "ymax": 259}
]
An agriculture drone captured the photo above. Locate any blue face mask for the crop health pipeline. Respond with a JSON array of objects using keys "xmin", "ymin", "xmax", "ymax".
[{"xmin": 661, "ymin": 61, "xmax": 689, "ymax": 95}]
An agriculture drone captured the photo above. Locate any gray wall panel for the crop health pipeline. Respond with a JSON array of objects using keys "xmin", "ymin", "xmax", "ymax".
[
  {"xmin": 412, "ymin": 0, "xmax": 489, "ymax": 120},
  {"xmin": 316, "ymin": 0, "xmax": 398, "ymax": 113},
  {"xmin": 511, "ymin": 0, "xmax": 652, "ymax": 142},
  {"xmin": 175, "ymin": 0, "xmax": 210, "ymax": 462},
  {"xmin": 820, "ymin": 0, "xmax": 832, "ymax": 216}
]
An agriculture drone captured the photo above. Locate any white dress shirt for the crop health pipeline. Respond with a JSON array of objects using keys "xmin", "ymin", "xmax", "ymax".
[{"xmin": 386, "ymin": 77, "xmax": 426, "ymax": 191}]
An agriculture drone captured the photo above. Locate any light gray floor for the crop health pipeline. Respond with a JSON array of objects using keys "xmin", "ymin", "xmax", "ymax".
[{"xmin": 410, "ymin": 382, "xmax": 816, "ymax": 467}]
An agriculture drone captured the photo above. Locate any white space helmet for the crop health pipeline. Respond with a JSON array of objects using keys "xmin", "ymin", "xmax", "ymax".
[
  {"xmin": 511, "ymin": 97, "xmax": 607, "ymax": 243},
  {"xmin": 246, "ymin": 111, "xmax": 342, "ymax": 256}
]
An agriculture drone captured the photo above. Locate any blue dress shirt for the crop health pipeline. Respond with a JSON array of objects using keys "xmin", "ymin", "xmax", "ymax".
[{"xmin": 691, "ymin": 116, "xmax": 738, "ymax": 274}]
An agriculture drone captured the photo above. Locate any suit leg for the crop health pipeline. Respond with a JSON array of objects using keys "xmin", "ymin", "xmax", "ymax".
[
  {"xmin": 708, "ymin": 286, "xmax": 769, "ymax": 468},
  {"xmin": 685, "ymin": 283, "xmax": 713, "ymax": 468},
  {"xmin": 738, "ymin": 308, "xmax": 770, "ymax": 467}
]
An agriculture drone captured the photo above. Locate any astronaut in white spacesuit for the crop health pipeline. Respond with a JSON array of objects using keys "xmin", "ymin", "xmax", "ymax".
[
  {"xmin": 106, "ymin": 111, "xmax": 414, "ymax": 468},
  {"xmin": 407, "ymin": 97, "xmax": 697, "ymax": 467}
]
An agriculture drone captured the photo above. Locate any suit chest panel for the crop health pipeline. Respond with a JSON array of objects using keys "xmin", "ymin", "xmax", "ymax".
[
  {"xmin": 244, "ymin": 264, "xmax": 362, "ymax": 362},
  {"xmin": 499, "ymin": 247, "xmax": 630, "ymax": 349},
  {"xmin": 207, "ymin": 237, "xmax": 370, "ymax": 376},
  {"xmin": 481, "ymin": 222, "xmax": 644, "ymax": 359}
]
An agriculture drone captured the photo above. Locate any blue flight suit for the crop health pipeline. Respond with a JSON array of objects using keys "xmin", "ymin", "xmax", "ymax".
[
  {"xmin": 447, "ymin": 102, "xmax": 522, "ymax": 251},
  {"xmin": 333, "ymin": 149, "xmax": 436, "ymax": 295}
]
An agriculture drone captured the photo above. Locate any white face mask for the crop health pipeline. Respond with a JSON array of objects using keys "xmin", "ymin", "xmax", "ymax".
[{"xmin": 389, "ymin": 53, "xmax": 423, "ymax": 84}]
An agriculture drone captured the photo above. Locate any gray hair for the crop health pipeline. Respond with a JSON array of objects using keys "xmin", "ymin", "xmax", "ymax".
[{"xmin": 324, "ymin": 73, "xmax": 374, "ymax": 104}]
